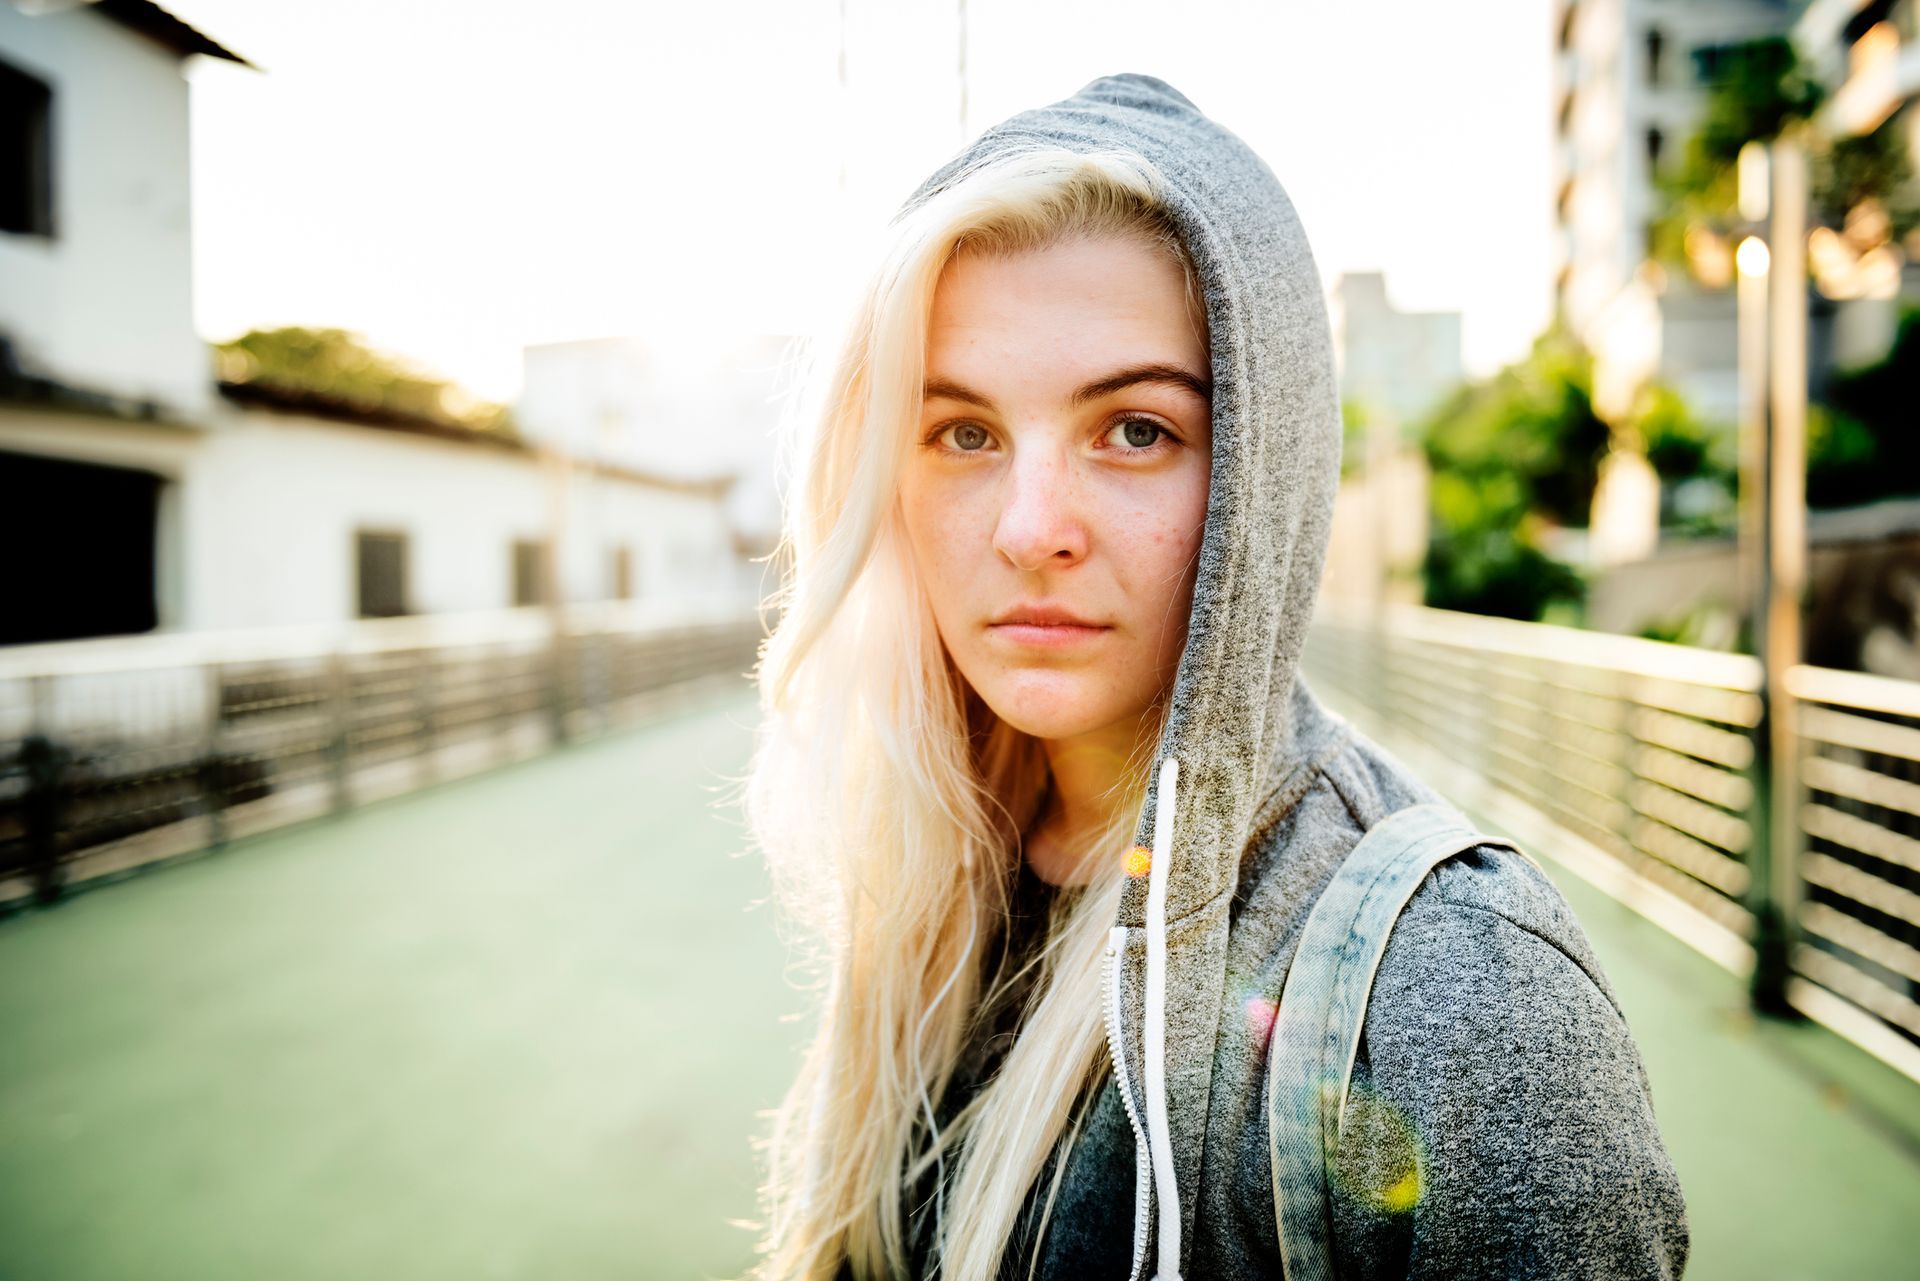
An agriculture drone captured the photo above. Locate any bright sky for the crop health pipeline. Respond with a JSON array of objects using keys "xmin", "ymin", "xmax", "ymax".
[{"xmin": 170, "ymin": 0, "xmax": 1556, "ymax": 405}]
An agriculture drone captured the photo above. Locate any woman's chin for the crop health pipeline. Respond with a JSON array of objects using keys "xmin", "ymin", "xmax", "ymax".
[{"xmin": 974, "ymin": 675, "xmax": 1132, "ymax": 743}]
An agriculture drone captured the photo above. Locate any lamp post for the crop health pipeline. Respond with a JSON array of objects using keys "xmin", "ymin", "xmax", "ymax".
[{"xmin": 1734, "ymin": 130, "xmax": 1811, "ymax": 1019}]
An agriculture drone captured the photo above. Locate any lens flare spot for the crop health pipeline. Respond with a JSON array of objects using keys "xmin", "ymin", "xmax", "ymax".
[
  {"xmin": 1327, "ymin": 1078, "xmax": 1426, "ymax": 1217},
  {"xmin": 1378, "ymin": 1167, "xmax": 1421, "ymax": 1214},
  {"xmin": 1124, "ymin": 845, "xmax": 1152, "ymax": 877},
  {"xmin": 1244, "ymin": 994, "xmax": 1279, "ymax": 1041}
]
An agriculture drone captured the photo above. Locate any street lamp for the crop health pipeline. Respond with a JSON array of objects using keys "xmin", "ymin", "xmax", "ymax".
[{"xmin": 1733, "ymin": 132, "xmax": 1810, "ymax": 1019}]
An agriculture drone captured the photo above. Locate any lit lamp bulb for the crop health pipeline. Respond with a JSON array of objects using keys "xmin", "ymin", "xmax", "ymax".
[{"xmin": 1736, "ymin": 236, "xmax": 1771, "ymax": 277}]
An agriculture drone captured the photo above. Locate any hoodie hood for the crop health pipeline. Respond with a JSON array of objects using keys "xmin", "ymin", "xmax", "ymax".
[{"xmin": 899, "ymin": 73, "xmax": 1345, "ymax": 1279}]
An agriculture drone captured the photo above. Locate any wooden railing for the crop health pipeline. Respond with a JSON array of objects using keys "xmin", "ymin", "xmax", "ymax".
[{"xmin": 0, "ymin": 601, "xmax": 765, "ymax": 910}]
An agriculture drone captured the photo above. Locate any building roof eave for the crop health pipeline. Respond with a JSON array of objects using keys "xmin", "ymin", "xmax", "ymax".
[{"xmin": 88, "ymin": 0, "xmax": 259, "ymax": 70}]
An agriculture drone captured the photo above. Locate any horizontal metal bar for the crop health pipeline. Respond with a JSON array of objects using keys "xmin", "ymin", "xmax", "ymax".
[
  {"xmin": 1788, "ymin": 664, "xmax": 1920, "ymax": 720},
  {"xmin": 1800, "ymin": 753, "xmax": 1920, "ymax": 822},
  {"xmin": 1799, "ymin": 901, "xmax": 1920, "ymax": 986},
  {"xmin": 1792, "ymin": 943, "xmax": 1920, "ymax": 1041},
  {"xmin": 1797, "ymin": 704, "xmax": 1920, "ymax": 765},
  {"xmin": 1801, "ymin": 803, "xmax": 1920, "ymax": 877},
  {"xmin": 1802, "ymin": 851, "xmax": 1920, "ymax": 924}
]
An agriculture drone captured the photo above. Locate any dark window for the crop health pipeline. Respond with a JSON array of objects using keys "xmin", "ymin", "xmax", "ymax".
[
  {"xmin": 610, "ymin": 545, "xmax": 634, "ymax": 600},
  {"xmin": 355, "ymin": 530, "xmax": 409, "ymax": 618},
  {"xmin": 0, "ymin": 57, "xmax": 54, "ymax": 237},
  {"xmin": 1691, "ymin": 43, "xmax": 1737, "ymax": 85},
  {"xmin": 0, "ymin": 449, "xmax": 160, "ymax": 645},
  {"xmin": 512, "ymin": 538, "xmax": 549, "ymax": 606},
  {"xmin": 1646, "ymin": 28, "xmax": 1666, "ymax": 87},
  {"xmin": 1646, "ymin": 125, "xmax": 1665, "ymax": 175}
]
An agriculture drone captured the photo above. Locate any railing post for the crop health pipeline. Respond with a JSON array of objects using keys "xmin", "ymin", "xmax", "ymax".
[
  {"xmin": 594, "ymin": 629, "xmax": 614, "ymax": 734},
  {"xmin": 200, "ymin": 661, "xmax": 229, "ymax": 848},
  {"xmin": 21, "ymin": 729, "xmax": 69, "ymax": 905},
  {"xmin": 415, "ymin": 647, "xmax": 439, "ymax": 786},
  {"xmin": 326, "ymin": 648, "xmax": 352, "ymax": 815},
  {"xmin": 491, "ymin": 647, "xmax": 513, "ymax": 762},
  {"xmin": 547, "ymin": 624, "xmax": 572, "ymax": 746}
]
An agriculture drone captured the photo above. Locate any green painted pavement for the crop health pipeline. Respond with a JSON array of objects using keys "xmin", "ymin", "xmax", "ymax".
[
  {"xmin": 4, "ymin": 687, "xmax": 1917, "ymax": 1279},
  {"xmin": 1505, "ymin": 827, "xmax": 1920, "ymax": 1281},
  {"xmin": 0, "ymin": 687, "xmax": 797, "ymax": 1281}
]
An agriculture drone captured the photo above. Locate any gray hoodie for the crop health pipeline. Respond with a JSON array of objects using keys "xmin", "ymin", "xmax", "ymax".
[{"xmin": 894, "ymin": 73, "xmax": 1690, "ymax": 1280}]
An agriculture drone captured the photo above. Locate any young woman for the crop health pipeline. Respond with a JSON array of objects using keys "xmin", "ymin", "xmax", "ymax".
[{"xmin": 742, "ymin": 73, "xmax": 1689, "ymax": 1281}]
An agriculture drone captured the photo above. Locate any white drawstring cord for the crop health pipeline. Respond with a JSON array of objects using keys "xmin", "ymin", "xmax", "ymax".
[{"xmin": 1143, "ymin": 756, "xmax": 1183, "ymax": 1281}]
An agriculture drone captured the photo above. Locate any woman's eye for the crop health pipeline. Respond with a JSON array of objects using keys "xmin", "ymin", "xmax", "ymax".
[
  {"xmin": 1105, "ymin": 417, "xmax": 1168, "ymax": 450},
  {"xmin": 951, "ymin": 422, "xmax": 990, "ymax": 451}
]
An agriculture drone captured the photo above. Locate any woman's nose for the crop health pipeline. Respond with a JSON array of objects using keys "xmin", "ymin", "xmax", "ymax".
[{"xmin": 992, "ymin": 443, "xmax": 1088, "ymax": 572}]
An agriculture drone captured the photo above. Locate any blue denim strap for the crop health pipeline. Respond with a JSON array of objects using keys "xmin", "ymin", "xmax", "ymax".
[{"xmin": 1265, "ymin": 802, "xmax": 1524, "ymax": 1281}]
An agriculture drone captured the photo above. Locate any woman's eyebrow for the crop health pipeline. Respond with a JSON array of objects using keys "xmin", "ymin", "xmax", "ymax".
[
  {"xmin": 1070, "ymin": 363, "xmax": 1212, "ymax": 407},
  {"xmin": 922, "ymin": 363, "xmax": 1213, "ymax": 411}
]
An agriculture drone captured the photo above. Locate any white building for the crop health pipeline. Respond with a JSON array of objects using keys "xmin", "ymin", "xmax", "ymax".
[
  {"xmin": 0, "ymin": 0, "xmax": 242, "ymax": 420},
  {"xmin": 0, "ymin": 0, "xmax": 756, "ymax": 648}
]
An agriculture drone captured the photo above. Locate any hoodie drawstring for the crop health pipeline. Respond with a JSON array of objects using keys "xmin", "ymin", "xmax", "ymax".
[{"xmin": 1143, "ymin": 756, "xmax": 1183, "ymax": 1281}]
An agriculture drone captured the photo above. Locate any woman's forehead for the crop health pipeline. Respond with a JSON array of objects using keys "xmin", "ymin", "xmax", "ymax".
[{"xmin": 927, "ymin": 236, "xmax": 1210, "ymax": 383}]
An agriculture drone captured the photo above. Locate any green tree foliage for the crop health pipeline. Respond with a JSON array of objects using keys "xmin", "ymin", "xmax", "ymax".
[
  {"xmin": 1649, "ymin": 37, "xmax": 1824, "ymax": 264},
  {"xmin": 1415, "ymin": 329, "xmax": 1603, "ymax": 620},
  {"xmin": 1643, "ymin": 34, "xmax": 1919, "ymax": 517},
  {"xmin": 212, "ymin": 326, "xmax": 517, "ymax": 438},
  {"xmin": 1807, "ymin": 304, "xmax": 1920, "ymax": 507},
  {"xmin": 1650, "ymin": 35, "xmax": 1920, "ymax": 265},
  {"xmin": 1814, "ymin": 119, "xmax": 1920, "ymax": 245},
  {"xmin": 1687, "ymin": 37, "xmax": 1824, "ymax": 167},
  {"xmin": 1340, "ymin": 397, "xmax": 1370, "ymax": 479},
  {"xmin": 1631, "ymin": 381, "xmax": 1739, "ymax": 535}
]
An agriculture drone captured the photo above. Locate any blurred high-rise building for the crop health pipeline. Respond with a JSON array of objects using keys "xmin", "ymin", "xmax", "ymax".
[{"xmin": 1552, "ymin": 0, "xmax": 1804, "ymax": 429}]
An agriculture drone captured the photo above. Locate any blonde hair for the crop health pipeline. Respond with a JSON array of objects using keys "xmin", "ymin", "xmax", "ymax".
[{"xmin": 741, "ymin": 145, "xmax": 1205, "ymax": 1281}]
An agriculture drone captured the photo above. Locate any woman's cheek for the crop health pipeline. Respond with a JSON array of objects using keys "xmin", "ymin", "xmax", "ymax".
[{"xmin": 912, "ymin": 486, "xmax": 987, "ymax": 628}]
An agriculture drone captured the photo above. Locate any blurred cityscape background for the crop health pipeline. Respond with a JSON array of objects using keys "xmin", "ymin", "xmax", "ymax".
[{"xmin": 2, "ymin": 0, "xmax": 1919, "ymax": 1278}]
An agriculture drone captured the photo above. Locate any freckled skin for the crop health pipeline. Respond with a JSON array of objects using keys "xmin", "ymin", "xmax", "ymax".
[{"xmin": 897, "ymin": 233, "xmax": 1212, "ymax": 869}]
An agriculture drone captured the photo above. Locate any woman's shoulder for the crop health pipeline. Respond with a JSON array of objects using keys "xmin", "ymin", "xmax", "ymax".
[
  {"xmin": 1219, "ymin": 730, "xmax": 1690, "ymax": 1277},
  {"xmin": 1276, "ymin": 722, "xmax": 1647, "ymax": 1107},
  {"xmin": 1248, "ymin": 719, "xmax": 1611, "ymax": 997},
  {"xmin": 1306, "ymin": 771, "xmax": 1690, "ymax": 1277},
  {"xmin": 1338, "ymin": 851, "xmax": 1691, "ymax": 1278}
]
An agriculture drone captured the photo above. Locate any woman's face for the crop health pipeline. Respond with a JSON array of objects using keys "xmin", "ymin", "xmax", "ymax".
[{"xmin": 899, "ymin": 231, "xmax": 1212, "ymax": 745}]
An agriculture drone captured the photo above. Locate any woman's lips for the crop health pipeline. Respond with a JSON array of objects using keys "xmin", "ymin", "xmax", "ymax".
[{"xmin": 987, "ymin": 621, "xmax": 1111, "ymax": 648}]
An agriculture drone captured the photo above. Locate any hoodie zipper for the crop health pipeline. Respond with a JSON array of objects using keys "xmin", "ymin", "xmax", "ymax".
[{"xmin": 1103, "ymin": 925, "xmax": 1152, "ymax": 1281}]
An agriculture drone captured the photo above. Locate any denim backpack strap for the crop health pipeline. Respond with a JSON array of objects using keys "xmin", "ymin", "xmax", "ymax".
[{"xmin": 1264, "ymin": 802, "xmax": 1524, "ymax": 1281}]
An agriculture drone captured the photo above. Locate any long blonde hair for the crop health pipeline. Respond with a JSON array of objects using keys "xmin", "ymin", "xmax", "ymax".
[{"xmin": 742, "ymin": 145, "xmax": 1204, "ymax": 1281}]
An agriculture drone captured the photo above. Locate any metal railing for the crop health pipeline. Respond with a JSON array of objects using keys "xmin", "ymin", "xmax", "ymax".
[
  {"xmin": 0, "ymin": 601, "xmax": 765, "ymax": 911},
  {"xmin": 1304, "ymin": 600, "xmax": 1920, "ymax": 1083}
]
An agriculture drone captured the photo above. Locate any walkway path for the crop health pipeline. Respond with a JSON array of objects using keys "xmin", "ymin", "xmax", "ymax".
[{"xmin": 3, "ymin": 686, "xmax": 1917, "ymax": 1278}]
